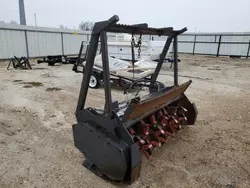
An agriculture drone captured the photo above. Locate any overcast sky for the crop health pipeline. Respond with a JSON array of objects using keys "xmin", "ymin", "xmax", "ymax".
[{"xmin": 1, "ymin": 0, "xmax": 250, "ymax": 32}]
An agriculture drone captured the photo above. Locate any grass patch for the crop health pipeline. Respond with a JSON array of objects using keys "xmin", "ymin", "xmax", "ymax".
[
  {"xmin": 23, "ymin": 85, "xmax": 33, "ymax": 88},
  {"xmin": 46, "ymin": 87, "xmax": 62, "ymax": 91},
  {"xmin": 13, "ymin": 80, "xmax": 23, "ymax": 82},
  {"xmin": 22, "ymin": 82, "xmax": 44, "ymax": 87}
]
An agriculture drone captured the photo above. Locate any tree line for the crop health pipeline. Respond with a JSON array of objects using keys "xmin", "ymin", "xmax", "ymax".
[{"xmin": 0, "ymin": 20, "xmax": 94, "ymax": 31}]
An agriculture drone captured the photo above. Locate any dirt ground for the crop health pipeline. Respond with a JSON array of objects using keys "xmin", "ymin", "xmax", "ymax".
[{"xmin": 0, "ymin": 54, "xmax": 250, "ymax": 188}]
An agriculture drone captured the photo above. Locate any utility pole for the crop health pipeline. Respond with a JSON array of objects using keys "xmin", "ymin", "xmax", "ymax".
[
  {"xmin": 19, "ymin": 0, "xmax": 26, "ymax": 25},
  {"xmin": 34, "ymin": 13, "xmax": 37, "ymax": 28}
]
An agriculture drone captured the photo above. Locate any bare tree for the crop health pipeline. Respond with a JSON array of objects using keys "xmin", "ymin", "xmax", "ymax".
[
  {"xmin": 10, "ymin": 20, "xmax": 18, "ymax": 24},
  {"xmin": 79, "ymin": 21, "xmax": 94, "ymax": 31},
  {"xmin": 59, "ymin": 25, "xmax": 69, "ymax": 29}
]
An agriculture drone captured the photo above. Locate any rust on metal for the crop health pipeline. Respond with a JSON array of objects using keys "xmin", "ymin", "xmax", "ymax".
[{"xmin": 125, "ymin": 80, "xmax": 192, "ymax": 120}]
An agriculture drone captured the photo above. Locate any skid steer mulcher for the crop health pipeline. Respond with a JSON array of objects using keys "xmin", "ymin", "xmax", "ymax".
[{"xmin": 72, "ymin": 15, "xmax": 198, "ymax": 185}]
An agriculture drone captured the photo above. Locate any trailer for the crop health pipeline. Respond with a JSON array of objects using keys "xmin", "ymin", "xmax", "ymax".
[
  {"xmin": 72, "ymin": 42, "xmax": 164, "ymax": 90},
  {"xmin": 37, "ymin": 42, "xmax": 88, "ymax": 66},
  {"xmin": 88, "ymin": 56, "xmax": 161, "ymax": 90}
]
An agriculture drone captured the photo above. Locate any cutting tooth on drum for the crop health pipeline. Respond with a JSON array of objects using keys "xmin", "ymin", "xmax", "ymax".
[
  {"xmin": 162, "ymin": 107, "xmax": 168, "ymax": 116},
  {"xmin": 180, "ymin": 105, "xmax": 188, "ymax": 112},
  {"xmin": 150, "ymin": 114, "xmax": 157, "ymax": 126},
  {"xmin": 161, "ymin": 118, "xmax": 167, "ymax": 126},
  {"xmin": 154, "ymin": 130, "xmax": 167, "ymax": 144},
  {"xmin": 128, "ymin": 127, "xmax": 136, "ymax": 135},
  {"xmin": 171, "ymin": 116, "xmax": 179, "ymax": 124},
  {"xmin": 173, "ymin": 107, "xmax": 177, "ymax": 116},
  {"xmin": 136, "ymin": 136, "xmax": 146, "ymax": 144},
  {"xmin": 140, "ymin": 120, "xmax": 150, "ymax": 135},
  {"xmin": 164, "ymin": 130, "xmax": 174, "ymax": 137},
  {"xmin": 151, "ymin": 140, "xmax": 161, "ymax": 147}
]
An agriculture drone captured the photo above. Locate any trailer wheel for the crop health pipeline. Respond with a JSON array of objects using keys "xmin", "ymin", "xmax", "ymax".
[
  {"xmin": 149, "ymin": 81, "xmax": 166, "ymax": 93},
  {"xmin": 89, "ymin": 74, "xmax": 100, "ymax": 88},
  {"xmin": 119, "ymin": 79, "xmax": 130, "ymax": 90},
  {"xmin": 48, "ymin": 61, "xmax": 55, "ymax": 66}
]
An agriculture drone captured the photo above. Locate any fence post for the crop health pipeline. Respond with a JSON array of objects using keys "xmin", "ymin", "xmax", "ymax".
[
  {"xmin": 216, "ymin": 35, "xmax": 222, "ymax": 57},
  {"xmin": 24, "ymin": 30, "xmax": 29, "ymax": 58},
  {"xmin": 61, "ymin": 32, "xmax": 64, "ymax": 55},
  {"xmin": 173, "ymin": 36, "xmax": 178, "ymax": 86},
  {"xmin": 247, "ymin": 40, "xmax": 250, "ymax": 59},
  {"xmin": 192, "ymin": 35, "xmax": 196, "ymax": 55}
]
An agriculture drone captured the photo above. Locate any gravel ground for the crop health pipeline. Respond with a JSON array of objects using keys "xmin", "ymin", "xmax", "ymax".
[{"xmin": 0, "ymin": 54, "xmax": 250, "ymax": 188}]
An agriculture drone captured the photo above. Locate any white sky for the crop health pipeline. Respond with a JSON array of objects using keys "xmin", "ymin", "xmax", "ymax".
[{"xmin": 1, "ymin": 0, "xmax": 250, "ymax": 32}]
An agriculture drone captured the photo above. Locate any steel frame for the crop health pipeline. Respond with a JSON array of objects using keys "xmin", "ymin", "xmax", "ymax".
[
  {"xmin": 76, "ymin": 15, "xmax": 187, "ymax": 118},
  {"xmin": 7, "ymin": 56, "xmax": 32, "ymax": 70}
]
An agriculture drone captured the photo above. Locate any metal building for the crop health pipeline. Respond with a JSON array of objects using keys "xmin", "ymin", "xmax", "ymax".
[{"xmin": 0, "ymin": 23, "xmax": 249, "ymax": 60}]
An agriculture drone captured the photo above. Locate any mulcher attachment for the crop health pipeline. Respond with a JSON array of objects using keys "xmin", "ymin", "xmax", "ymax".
[
  {"xmin": 72, "ymin": 15, "xmax": 198, "ymax": 185},
  {"xmin": 73, "ymin": 81, "xmax": 197, "ymax": 184}
]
